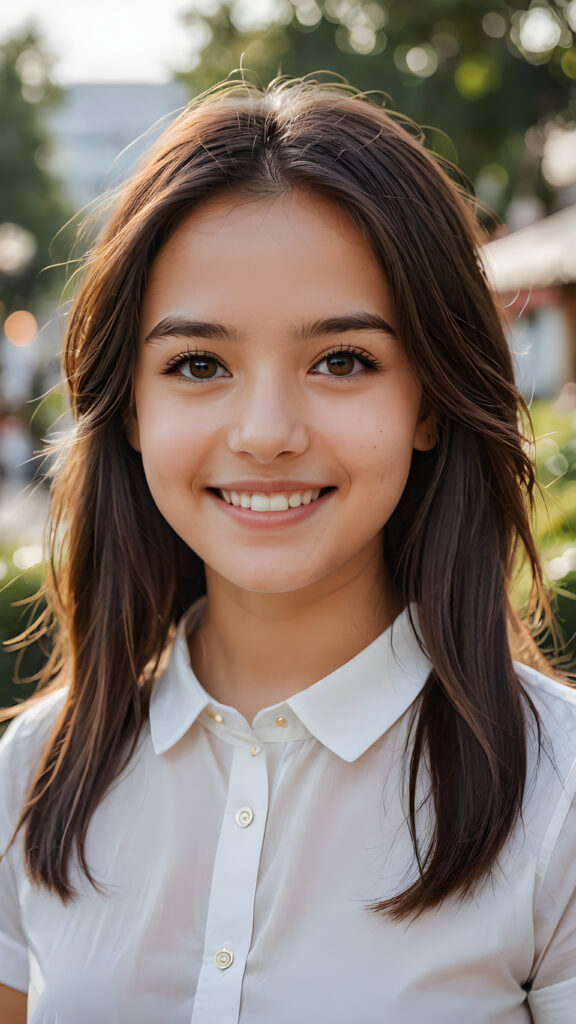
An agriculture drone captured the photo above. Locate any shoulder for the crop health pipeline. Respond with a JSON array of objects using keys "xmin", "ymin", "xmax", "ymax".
[
  {"xmin": 1, "ymin": 687, "xmax": 67, "ymax": 753},
  {"xmin": 0, "ymin": 689, "xmax": 67, "ymax": 838},
  {"xmin": 513, "ymin": 662, "xmax": 576, "ymax": 871},
  {"xmin": 515, "ymin": 661, "xmax": 576, "ymax": 767}
]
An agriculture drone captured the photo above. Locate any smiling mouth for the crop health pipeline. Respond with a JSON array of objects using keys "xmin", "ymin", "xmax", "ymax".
[{"xmin": 210, "ymin": 487, "xmax": 334, "ymax": 512}]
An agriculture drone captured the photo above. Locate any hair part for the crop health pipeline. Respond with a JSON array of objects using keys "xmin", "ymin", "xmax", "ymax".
[{"xmin": 2, "ymin": 74, "xmax": 552, "ymax": 917}]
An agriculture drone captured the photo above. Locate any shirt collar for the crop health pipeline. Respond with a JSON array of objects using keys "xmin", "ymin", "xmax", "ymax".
[
  {"xmin": 286, "ymin": 606, "xmax": 431, "ymax": 761},
  {"xmin": 149, "ymin": 599, "xmax": 431, "ymax": 762}
]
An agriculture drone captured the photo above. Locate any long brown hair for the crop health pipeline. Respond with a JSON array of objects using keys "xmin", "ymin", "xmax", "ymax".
[{"xmin": 2, "ymin": 76, "xmax": 552, "ymax": 917}]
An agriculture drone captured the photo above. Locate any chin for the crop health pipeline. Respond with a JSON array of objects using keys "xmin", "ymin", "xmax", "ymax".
[
  {"xmin": 209, "ymin": 561, "xmax": 327, "ymax": 596},
  {"xmin": 230, "ymin": 576, "xmax": 319, "ymax": 596}
]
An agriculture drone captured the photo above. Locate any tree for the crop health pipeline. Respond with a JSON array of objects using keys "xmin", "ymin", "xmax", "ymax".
[
  {"xmin": 177, "ymin": 0, "xmax": 576, "ymax": 213},
  {"xmin": 0, "ymin": 27, "xmax": 72, "ymax": 314}
]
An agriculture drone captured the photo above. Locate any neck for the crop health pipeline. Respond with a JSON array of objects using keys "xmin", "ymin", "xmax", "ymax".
[{"xmin": 188, "ymin": 556, "xmax": 403, "ymax": 723}]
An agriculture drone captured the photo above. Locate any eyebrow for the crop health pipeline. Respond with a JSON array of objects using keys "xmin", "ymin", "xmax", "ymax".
[
  {"xmin": 144, "ymin": 311, "xmax": 397, "ymax": 344},
  {"xmin": 298, "ymin": 312, "xmax": 397, "ymax": 340},
  {"xmin": 144, "ymin": 317, "xmax": 240, "ymax": 344}
]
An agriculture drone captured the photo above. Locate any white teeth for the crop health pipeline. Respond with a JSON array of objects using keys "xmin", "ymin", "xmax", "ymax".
[
  {"xmin": 270, "ymin": 494, "xmax": 289, "ymax": 511},
  {"xmin": 218, "ymin": 488, "xmax": 327, "ymax": 511},
  {"xmin": 251, "ymin": 494, "xmax": 270, "ymax": 512}
]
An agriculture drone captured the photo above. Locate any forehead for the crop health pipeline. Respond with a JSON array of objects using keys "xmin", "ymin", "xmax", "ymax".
[
  {"xmin": 139, "ymin": 190, "xmax": 393, "ymax": 331},
  {"xmin": 158, "ymin": 189, "xmax": 369, "ymax": 257}
]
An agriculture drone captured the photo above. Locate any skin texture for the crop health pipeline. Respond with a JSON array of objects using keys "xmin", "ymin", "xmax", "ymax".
[
  {"xmin": 128, "ymin": 190, "xmax": 435, "ymax": 720},
  {"xmin": 0, "ymin": 984, "xmax": 27, "ymax": 1023}
]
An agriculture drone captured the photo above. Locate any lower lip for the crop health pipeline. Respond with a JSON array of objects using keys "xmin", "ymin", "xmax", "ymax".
[{"xmin": 208, "ymin": 489, "xmax": 335, "ymax": 529}]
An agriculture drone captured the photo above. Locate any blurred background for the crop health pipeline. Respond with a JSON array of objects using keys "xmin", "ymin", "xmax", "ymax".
[{"xmin": 2, "ymin": 0, "xmax": 576, "ymax": 705}]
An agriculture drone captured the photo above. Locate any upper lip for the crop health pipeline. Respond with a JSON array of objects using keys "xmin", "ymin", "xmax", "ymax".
[{"xmin": 210, "ymin": 480, "xmax": 332, "ymax": 494}]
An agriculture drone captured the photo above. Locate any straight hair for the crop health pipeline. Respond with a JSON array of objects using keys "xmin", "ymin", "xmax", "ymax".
[{"xmin": 2, "ymin": 76, "xmax": 552, "ymax": 918}]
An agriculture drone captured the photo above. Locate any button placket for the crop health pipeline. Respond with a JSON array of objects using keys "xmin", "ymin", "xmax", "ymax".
[{"xmin": 191, "ymin": 741, "xmax": 268, "ymax": 1024}]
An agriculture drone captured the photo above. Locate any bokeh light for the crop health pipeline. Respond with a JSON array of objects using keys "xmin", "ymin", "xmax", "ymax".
[
  {"xmin": 547, "ymin": 546, "xmax": 576, "ymax": 581},
  {"xmin": 482, "ymin": 12, "xmax": 506, "ymax": 39},
  {"xmin": 542, "ymin": 125, "xmax": 576, "ymax": 187},
  {"xmin": 405, "ymin": 45, "xmax": 438, "ymax": 77},
  {"xmin": 454, "ymin": 55, "xmax": 501, "ymax": 99},
  {"xmin": 349, "ymin": 24, "xmax": 377, "ymax": 53},
  {"xmin": 363, "ymin": 3, "xmax": 387, "ymax": 30},
  {"xmin": 15, "ymin": 46, "xmax": 48, "ymax": 103},
  {"xmin": 4, "ymin": 310, "xmax": 38, "ymax": 347},
  {"xmin": 519, "ymin": 7, "xmax": 562, "ymax": 54},
  {"xmin": 295, "ymin": 0, "xmax": 322, "ymax": 27},
  {"xmin": 0, "ymin": 222, "xmax": 37, "ymax": 275},
  {"xmin": 12, "ymin": 544, "xmax": 43, "ymax": 571},
  {"xmin": 561, "ymin": 47, "xmax": 576, "ymax": 78}
]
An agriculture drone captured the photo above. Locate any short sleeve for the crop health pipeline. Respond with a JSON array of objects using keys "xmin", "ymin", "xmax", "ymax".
[
  {"xmin": 527, "ymin": 761, "xmax": 576, "ymax": 1023},
  {"xmin": 0, "ymin": 720, "xmax": 30, "ymax": 991},
  {"xmin": 0, "ymin": 691, "xmax": 66, "ymax": 993}
]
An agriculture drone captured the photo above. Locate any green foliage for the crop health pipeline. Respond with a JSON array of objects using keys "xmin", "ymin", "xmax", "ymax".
[
  {"xmin": 0, "ymin": 27, "xmax": 73, "ymax": 313},
  {"xmin": 0, "ymin": 547, "xmax": 45, "ymax": 713},
  {"xmin": 520, "ymin": 400, "xmax": 576, "ymax": 669},
  {"xmin": 177, "ymin": 0, "xmax": 576, "ymax": 213}
]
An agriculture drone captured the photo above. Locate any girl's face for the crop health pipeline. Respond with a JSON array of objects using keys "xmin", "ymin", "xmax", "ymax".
[{"xmin": 128, "ymin": 190, "xmax": 435, "ymax": 600}]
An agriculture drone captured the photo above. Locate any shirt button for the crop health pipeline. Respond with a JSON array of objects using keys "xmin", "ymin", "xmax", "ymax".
[
  {"xmin": 235, "ymin": 806, "xmax": 254, "ymax": 828},
  {"xmin": 206, "ymin": 708, "xmax": 224, "ymax": 723},
  {"xmin": 275, "ymin": 716, "xmax": 287, "ymax": 728},
  {"xmin": 215, "ymin": 948, "xmax": 234, "ymax": 970}
]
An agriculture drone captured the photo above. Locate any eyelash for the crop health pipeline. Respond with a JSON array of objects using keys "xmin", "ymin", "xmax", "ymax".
[{"xmin": 161, "ymin": 345, "xmax": 382, "ymax": 383}]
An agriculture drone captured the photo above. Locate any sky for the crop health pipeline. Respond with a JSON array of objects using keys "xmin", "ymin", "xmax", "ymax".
[{"xmin": 0, "ymin": 0, "xmax": 232, "ymax": 83}]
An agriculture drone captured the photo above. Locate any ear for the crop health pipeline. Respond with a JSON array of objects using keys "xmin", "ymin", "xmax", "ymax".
[
  {"xmin": 124, "ymin": 409, "xmax": 141, "ymax": 453},
  {"xmin": 413, "ymin": 401, "xmax": 438, "ymax": 452}
]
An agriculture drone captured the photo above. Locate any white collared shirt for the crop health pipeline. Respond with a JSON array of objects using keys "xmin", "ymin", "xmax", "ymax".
[{"xmin": 1, "ymin": 601, "xmax": 576, "ymax": 1023}]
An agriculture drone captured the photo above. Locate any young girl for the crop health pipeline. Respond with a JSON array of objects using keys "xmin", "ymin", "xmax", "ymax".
[{"xmin": 1, "ymin": 76, "xmax": 575, "ymax": 1024}]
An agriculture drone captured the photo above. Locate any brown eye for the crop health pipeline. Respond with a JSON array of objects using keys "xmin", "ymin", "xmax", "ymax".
[
  {"xmin": 312, "ymin": 348, "xmax": 378, "ymax": 377},
  {"xmin": 186, "ymin": 355, "xmax": 219, "ymax": 378},
  {"xmin": 164, "ymin": 350, "xmax": 229, "ymax": 382},
  {"xmin": 325, "ymin": 353, "xmax": 356, "ymax": 375}
]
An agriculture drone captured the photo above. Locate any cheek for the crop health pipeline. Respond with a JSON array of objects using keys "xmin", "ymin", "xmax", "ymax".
[
  {"xmin": 135, "ymin": 397, "xmax": 213, "ymax": 488},
  {"xmin": 323, "ymin": 394, "xmax": 419, "ymax": 479}
]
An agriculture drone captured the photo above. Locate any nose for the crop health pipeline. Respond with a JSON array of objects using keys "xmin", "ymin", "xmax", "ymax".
[{"xmin": 227, "ymin": 372, "xmax": 310, "ymax": 463}]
